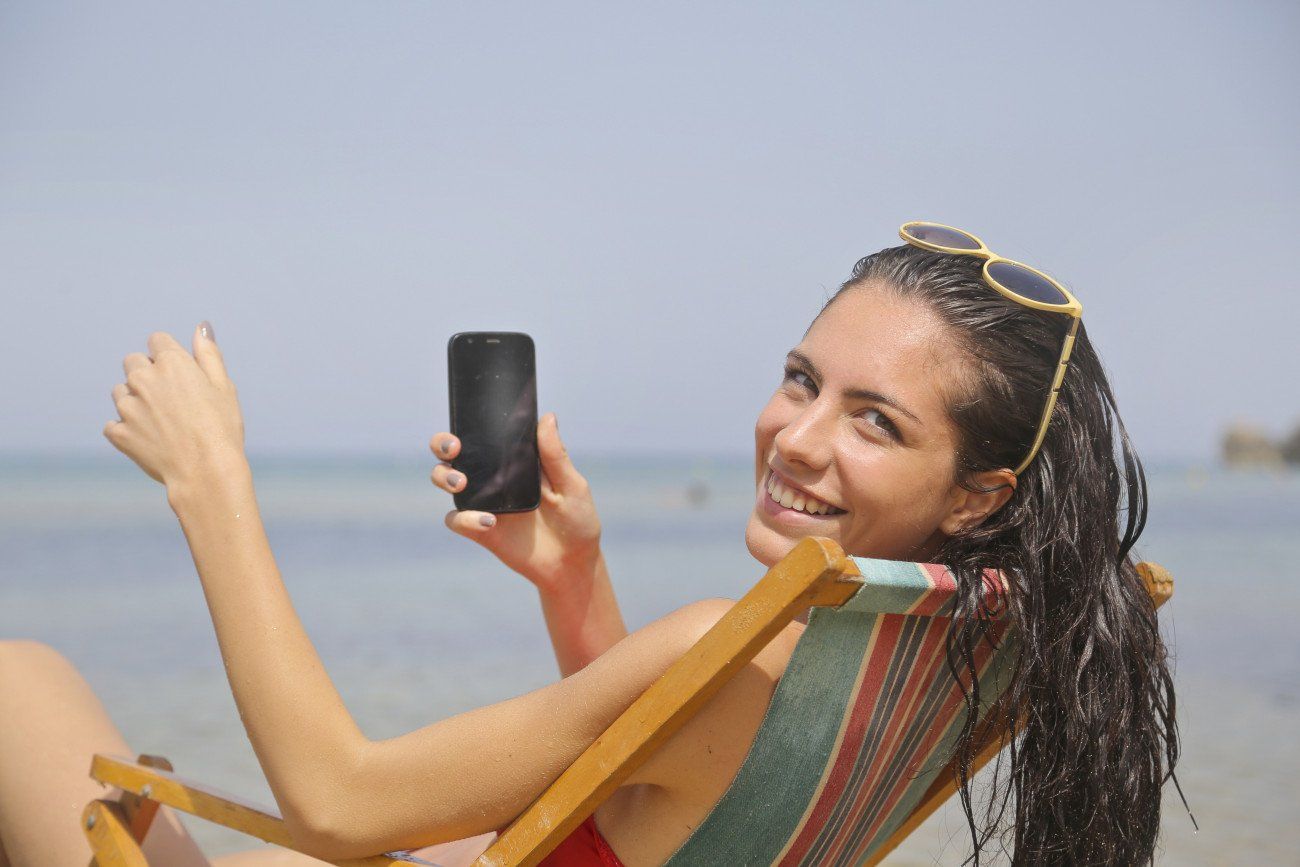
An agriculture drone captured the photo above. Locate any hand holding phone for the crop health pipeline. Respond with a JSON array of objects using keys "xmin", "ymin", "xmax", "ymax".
[{"xmin": 429, "ymin": 413, "xmax": 604, "ymax": 594}]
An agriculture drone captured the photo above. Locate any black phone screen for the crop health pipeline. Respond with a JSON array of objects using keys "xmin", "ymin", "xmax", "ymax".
[{"xmin": 447, "ymin": 332, "xmax": 540, "ymax": 513}]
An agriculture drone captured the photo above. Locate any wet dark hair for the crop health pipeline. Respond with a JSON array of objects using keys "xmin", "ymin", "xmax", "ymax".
[{"xmin": 818, "ymin": 245, "xmax": 1178, "ymax": 864}]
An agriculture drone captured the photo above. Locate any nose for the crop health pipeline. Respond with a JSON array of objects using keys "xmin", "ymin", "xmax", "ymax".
[{"xmin": 773, "ymin": 399, "xmax": 833, "ymax": 472}]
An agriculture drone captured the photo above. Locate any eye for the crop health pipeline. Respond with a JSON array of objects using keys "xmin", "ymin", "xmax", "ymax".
[
  {"xmin": 784, "ymin": 365, "xmax": 900, "ymax": 440},
  {"xmin": 782, "ymin": 365, "xmax": 816, "ymax": 394},
  {"xmin": 859, "ymin": 408, "xmax": 900, "ymax": 441}
]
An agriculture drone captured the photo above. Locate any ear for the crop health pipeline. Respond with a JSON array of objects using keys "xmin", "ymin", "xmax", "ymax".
[{"xmin": 938, "ymin": 468, "xmax": 1017, "ymax": 535}]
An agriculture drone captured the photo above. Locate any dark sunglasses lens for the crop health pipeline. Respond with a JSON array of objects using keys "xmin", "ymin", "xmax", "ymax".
[
  {"xmin": 987, "ymin": 261, "xmax": 1069, "ymax": 305},
  {"xmin": 905, "ymin": 223, "xmax": 982, "ymax": 250}
]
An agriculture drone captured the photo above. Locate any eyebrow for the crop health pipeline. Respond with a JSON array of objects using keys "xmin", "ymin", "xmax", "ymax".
[{"xmin": 786, "ymin": 350, "xmax": 922, "ymax": 425}]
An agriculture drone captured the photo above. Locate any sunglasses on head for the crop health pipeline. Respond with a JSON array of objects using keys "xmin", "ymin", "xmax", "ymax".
[{"xmin": 899, "ymin": 221, "xmax": 1083, "ymax": 476}]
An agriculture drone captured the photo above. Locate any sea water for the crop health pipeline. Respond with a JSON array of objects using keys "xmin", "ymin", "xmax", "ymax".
[{"xmin": 2, "ymin": 454, "xmax": 1296, "ymax": 864}]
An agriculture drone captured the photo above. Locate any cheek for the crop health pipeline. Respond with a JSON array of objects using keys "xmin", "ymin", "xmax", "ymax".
[
  {"xmin": 838, "ymin": 459, "xmax": 885, "ymax": 528},
  {"xmin": 754, "ymin": 396, "xmax": 786, "ymax": 454},
  {"xmin": 835, "ymin": 449, "xmax": 937, "ymax": 554}
]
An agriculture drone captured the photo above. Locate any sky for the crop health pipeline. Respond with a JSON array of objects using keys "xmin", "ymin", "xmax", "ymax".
[{"xmin": 2, "ymin": 1, "xmax": 1297, "ymax": 462}]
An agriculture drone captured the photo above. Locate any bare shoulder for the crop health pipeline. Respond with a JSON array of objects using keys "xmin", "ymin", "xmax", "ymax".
[
  {"xmin": 619, "ymin": 597, "xmax": 807, "ymax": 793},
  {"xmin": 593, "ymin": 598, "xmax": 808, "ymax": 863}
]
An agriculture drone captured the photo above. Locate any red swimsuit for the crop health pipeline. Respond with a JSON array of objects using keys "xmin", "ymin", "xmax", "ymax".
[{"xmin": 535, "ymin": 815, "xmax": 626, "ymax": 867}]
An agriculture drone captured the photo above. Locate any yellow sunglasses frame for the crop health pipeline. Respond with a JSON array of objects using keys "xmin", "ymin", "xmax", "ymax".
[{"xmin": 898, "ymin": 220, "xmax": 1083, "ymax": 476}]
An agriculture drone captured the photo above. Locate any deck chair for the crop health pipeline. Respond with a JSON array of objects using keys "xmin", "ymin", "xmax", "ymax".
[{"xmin": 84, "ymin": 536, "xmax": 1174, "ymax": 866}]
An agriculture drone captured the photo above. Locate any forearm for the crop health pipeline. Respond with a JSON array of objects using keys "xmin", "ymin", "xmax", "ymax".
[
  {"xmin": 167, "ymin": 455, "xmax": 365, "ymax": 835},
  {"xmin": 538, "ymin": 550, "xmax": 629, "ymax": 677}
]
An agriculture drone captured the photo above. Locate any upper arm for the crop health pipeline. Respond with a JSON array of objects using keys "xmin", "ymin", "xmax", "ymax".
[
  {"xmin": 620, "ymin": 601, "xmax": 805, "ymax": 798},
  {"xmin": 303, "ymin": 598, "xmax": 738, "ymax": 859}
]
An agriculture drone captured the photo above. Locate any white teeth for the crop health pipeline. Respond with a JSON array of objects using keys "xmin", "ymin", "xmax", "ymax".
[{"xmin": 765, "ymin": 471, "xmax": 839, "ymax": 516}]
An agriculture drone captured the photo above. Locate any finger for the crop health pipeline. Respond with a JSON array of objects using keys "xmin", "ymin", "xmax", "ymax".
[
  {"xmin": 103, "ymin": 418, "xmax": 125, "ymax": 445},
  {"xmin": 191, "ymin": 321, "xmax": 231, "ymax": 386},
  {"xmin": 430, "ymin": 462, "xmax": 467, "ymax": 494},
  {"xmin": 146, "ymin": 331, "xmax": 188, "ymax": 362},
  {"xmin": 122, "ymin": 351, "xmax": 152, "ymax": 379},
  {"xmin": 111, "ymin": 383, "xmax": 131, "ymax": 416},
  {"xmin": 429, "ymin": 433, "xmax": 460, "ymax": 460},
  {"xmin": 103, "ymin": 418, "xmax": 133, "ymax": 458},
  {"xmin": 537, "ymin": 412, "xmax": 584, "ymax": 495},
  {"xmin": 102, "ymin": 419, "xmax": 163, "ymax": 483},
  {"xmin": 443, "ymin": 509, "xmax": 498, "ymax": 536},
  {"xmin": 115, "ymin": 392, "xmax": 144, "ymax": 422}
]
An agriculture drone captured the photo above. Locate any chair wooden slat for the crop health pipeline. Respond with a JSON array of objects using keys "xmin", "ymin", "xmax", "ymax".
[
  {"xmin": 88, "ymin": 755, "xmax": 417, "ymax": 866},
  {"xmin": 83, "ymin": 800, "xmax": 148, "ymax": 867},
  {"xmin": 121, "ymin": 754, "xmax": 171, "ymax": 845}
]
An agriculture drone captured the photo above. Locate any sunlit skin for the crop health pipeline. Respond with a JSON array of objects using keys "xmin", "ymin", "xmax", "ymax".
[{"xmin": 745, "ymin": 281, "xmax": 1018, "ymax": 569}]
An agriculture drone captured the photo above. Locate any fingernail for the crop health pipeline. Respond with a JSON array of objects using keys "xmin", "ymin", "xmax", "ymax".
[
  {"xmin": 479, "ymin": 513, "xmax": 496, "ymax": 527},
  {"xmin": 199, "ymin": 321, "xmax": 216, "ymax": 341},
  {"xmin": 447, "ymin": 472, "xmax": 463, "ymax": 488},
  {"xmin": 440, "ymin": 438, "xmax": 453, "ymax": 455}
]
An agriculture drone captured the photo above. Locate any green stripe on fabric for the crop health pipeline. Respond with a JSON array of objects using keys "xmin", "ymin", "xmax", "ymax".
[
  {"xmin": 843, "ymin": 558, "xmax": 933, "ymax": 615},
  {"xmin": 829, "ymin": 619, "xmax": 993, "ymax": 861},
  {"xmin": 796, "ymin": 614, "xmax": 930, "ymax": 865},
  {"xmin": 663, "ymin": 601, "xmax": 881, "ymax": 866}
]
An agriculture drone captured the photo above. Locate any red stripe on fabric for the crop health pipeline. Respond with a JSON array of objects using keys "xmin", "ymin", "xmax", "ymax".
[
  {"xmin": 805, "ymin": 614, "xmax": 1009, "ymax": 864},
  {"xmin": 910, "ymin": 564, "xmax": 1008, "ymax": 617},
  {"xmin": 776, "ymin": 566, "xmax": 1012, "ymax": 865},
  {"xmin": 816, "ymin": 616, "xmax": 955, "ymax": 862},
  {"xmin": 848, "ymin": 624, "xmax": 1004, "ymax": 859},
  {"xmin": 920, "ymin": 562, "xmax": 956, "ymax": 588},
  {"xmin": 904, "ymin": 562, "xmax": 950, "ymax": 616},
  {"xmin": 777, "ymin": 616, "xmax": 905, "ymax": 865}
]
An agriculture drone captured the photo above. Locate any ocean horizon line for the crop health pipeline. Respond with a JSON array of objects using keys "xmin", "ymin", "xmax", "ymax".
[{"xmin": 0, "ymin": 447, "xmax": 1266, "ymax": 477}]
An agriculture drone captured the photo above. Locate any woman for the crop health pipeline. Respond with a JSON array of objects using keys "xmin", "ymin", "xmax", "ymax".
[{"xmin": 0, "ymin": 226, "xmax": 1178, "ymax": 865}]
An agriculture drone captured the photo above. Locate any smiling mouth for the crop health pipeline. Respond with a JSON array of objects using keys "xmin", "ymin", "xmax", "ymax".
[{"xmin": 763, "ymin": 469, "xmax": 847, "ymax": 516}]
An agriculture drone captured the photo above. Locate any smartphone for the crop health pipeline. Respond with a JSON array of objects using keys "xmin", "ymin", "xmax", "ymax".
[{"xmin": 447, "ymin": 332, "xmax": 541, "ymax": 513}]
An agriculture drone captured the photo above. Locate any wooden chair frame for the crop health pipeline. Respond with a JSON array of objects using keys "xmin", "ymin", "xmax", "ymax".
[{"xmin": 83, "ymin": 538, "xmax": 1173, "ymax": 866}]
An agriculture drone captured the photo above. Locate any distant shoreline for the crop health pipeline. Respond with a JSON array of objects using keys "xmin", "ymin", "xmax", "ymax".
[{"xmin": 0, "ymin": 448, "xmax": 1243, "ymax": 475}]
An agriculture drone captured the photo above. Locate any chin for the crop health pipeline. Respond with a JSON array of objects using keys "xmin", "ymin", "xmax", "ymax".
[{"xmin": 744, "ymin": 513, "xmax": 796, "ymax": 569}]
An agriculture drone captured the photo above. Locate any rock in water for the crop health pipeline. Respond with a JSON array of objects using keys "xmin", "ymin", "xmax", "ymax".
[
  {"xmin": 1281, "ymin": 422, "xmax": 1300, "ymax": 466},
  {"xmin": 1220, "ymin": 422, "xmax": 1284, "ymax": 468}
]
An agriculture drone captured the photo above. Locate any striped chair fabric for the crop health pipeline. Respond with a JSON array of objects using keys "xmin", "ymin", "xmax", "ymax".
[{"xmin": 663, "ymin": 556, "xmax": 1015, "ymax": 866}]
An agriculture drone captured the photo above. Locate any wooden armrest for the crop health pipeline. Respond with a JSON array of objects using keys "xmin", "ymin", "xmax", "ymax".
[{"xmin": 88, "ymin": 754, "xmax": 432, "ymax": 866}]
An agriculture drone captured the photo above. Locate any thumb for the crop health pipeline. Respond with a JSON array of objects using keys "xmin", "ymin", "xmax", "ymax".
[
  {"xmin": 537, "ymin": 412, "xmax": 583, "ymax": 494},
  {"xmin": 192, "ymin": 321, "xmax": 232, "ymax": 386},
  {"xmin": 444, "ymin": 508, "xmax": 499, "ymax": 538}
]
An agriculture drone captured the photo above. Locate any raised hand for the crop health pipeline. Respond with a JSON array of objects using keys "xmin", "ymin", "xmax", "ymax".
[{"xmin": 103, "ymin": 323, "xmax": 245, "ymax": 490}]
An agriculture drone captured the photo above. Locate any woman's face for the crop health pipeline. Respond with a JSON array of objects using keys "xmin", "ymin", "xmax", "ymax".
[{"xmin": 745, "ymin": 282, "xmax": 982, "ymax": 567}]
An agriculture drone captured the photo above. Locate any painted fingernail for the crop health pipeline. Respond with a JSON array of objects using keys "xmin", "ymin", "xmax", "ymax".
[
  {"xmin": 447, "ymin": 472, "xmax": 463, "ymax": 488},
  {"xmin": 440, "ymin": 438, "xmax": 453, "ymax": 455},
  {"xmin": 199, "ymin": 321, "xmax": 216, "ymax": 341},
  {"xmin": 479, "ymin": 513, "xmax": 496, "ymax": 527}
]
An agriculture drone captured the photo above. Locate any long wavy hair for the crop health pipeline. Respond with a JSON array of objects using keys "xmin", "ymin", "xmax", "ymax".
[{"xmin": 819, "ymin": 244, "xmax": 1178, "ymax": 864}]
